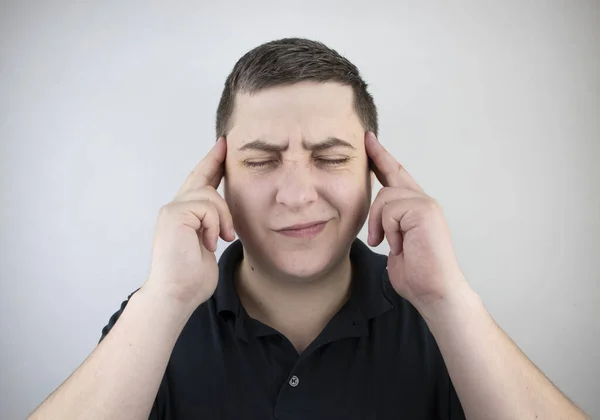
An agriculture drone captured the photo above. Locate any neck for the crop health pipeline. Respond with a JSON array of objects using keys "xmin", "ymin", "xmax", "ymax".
[{"xmin": 235, "ymin": 251, "xmax": 352, "ymax": 353}]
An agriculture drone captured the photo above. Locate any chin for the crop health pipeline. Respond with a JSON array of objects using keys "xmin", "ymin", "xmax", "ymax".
[
  {"xmin": 237, "ymin": 215, "xmax": 364, "ymax": 280},
  {"xmin": 237, "ymin": 232, "xmax": 345, "ymax": 281},
  {"xmin": 271, "ymin": 249, "xmax": 336, "ymax": 280},
  {"xmin": 265, "ymin": 232, "xmax": 353, "ymax": 281}
]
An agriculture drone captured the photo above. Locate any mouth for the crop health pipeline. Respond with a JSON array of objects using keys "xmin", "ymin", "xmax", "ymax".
[{"xmin": 276, "ymin": 221, "xmax": 329, "ymax": 239}]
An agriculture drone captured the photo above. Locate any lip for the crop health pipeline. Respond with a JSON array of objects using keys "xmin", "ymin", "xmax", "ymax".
[
  {"xmin": 279, "ymin": 221, "xmax": 328, "ymax": 231},
  {"xmin": 276, "ymin": 220, "xmax": 329, "ymax": 238}
]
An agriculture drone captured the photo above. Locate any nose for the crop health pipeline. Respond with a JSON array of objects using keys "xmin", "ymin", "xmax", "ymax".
[{"xmin": 275, "ymin": 160, "xmax": 318, "ymax": 210}]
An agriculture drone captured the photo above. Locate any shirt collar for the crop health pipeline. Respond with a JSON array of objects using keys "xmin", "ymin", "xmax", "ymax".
[
  {"xmin": 213, "ymin": 239, "xmax": 244, "ymax": 317},
  {"xmin": 213, "ymin": 238, "xmax": 393, "ymax": 338},
  {"xmin": 347, "ymin": 238, "xmax": 394, "ymax": 320}
]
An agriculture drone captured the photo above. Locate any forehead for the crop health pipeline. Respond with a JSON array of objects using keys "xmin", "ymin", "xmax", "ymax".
[{"xmin": 227, "ymin": 81, "xmax": 364, "ymax": 148}]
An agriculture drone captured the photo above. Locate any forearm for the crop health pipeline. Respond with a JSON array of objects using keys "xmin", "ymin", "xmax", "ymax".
[
  {"xmin": 421, "ymin": 285, "xmax": 588, "ymax": 420},
  {"xmin": 29, "ymin": 288, "xmax": 194, "ymax": 420}
]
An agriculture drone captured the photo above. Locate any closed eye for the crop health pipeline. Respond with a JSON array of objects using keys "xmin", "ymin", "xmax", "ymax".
[
  {"xmin": 244, "ymin": 157, "xmax": 351, "ymax": 169},
  {"xmin": 315, "ymin": 157, "xmax": 350, "ymax": 166},
  {"xmin": 245, "ymin": 160, "xmax": 277, "ymax": 169}
]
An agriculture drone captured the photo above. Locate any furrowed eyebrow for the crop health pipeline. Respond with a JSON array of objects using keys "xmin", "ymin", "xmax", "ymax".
[
  {"xmin": 238, "ymin": 140, "xmax": 288, "ymax": 153},
  {"xmin": 304, "ymin": 137, "xmax": 356, "ymax": 152},
  {"xmin": 238, "ymin": 137, "xmax": 355, "ymax": 153}
]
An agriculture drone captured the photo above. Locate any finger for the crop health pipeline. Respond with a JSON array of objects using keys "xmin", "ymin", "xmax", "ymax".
[
  {"xmin": 176, "ymin": 137, "xmax": 227, "ymax": 198},
  {"xmin": 367, "ymin": 187, "xmax": 425, "ymax": 247},
  {"xmin": 188, "ymin": 201, "xmax": 221, "ymax": 253},
  {"xmin": 379, "ymin": 197, "xmax": 441, "ymax": 255},
  {"xmin": 382, "ymin": 203, "xmax": 404, "ymax": 256},
  {"xmin": 365, "ymin": 132, "xmax": 423, "ymax": 192},
  {"xmin": 176, "ymin": 187, "xmax": 235, "ymax": 242},
  {"xmin": 163, "ymin": 200, "xmax": 221, "ymax": 253}
]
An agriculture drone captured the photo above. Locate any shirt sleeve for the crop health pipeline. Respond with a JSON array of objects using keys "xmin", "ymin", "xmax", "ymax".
[
  {"xmin": 98, "ymin": 289, "xmax": 138, "ymax": 343},
  {"xmin": 98, "ymin": 290, "xmax": 171, "ymax": 420}
]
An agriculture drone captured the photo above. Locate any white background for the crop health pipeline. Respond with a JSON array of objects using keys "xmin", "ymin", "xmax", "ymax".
[{"xmin": 1, "ymin": 1, "xmax": 598, "ymax": 418}]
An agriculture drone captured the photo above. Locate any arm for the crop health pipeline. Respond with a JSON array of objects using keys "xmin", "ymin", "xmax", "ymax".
[
  {"xmin": 364, "ymin": 131, "xmax": 588, "ymax": 419},
  {"xmin": 29, "ymin": 289, "xmax": 193, "ymax": 420},
  {"xmin": 422, "ymin": 283, "xmax": 589, "ymax": 420},
  {"xmin": 29, "ymin": 137, "xmax": 234, "ymax": 419}
]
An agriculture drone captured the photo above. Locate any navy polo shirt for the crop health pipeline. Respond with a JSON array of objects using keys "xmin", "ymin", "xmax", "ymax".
[{"xmin": 100, "ymin": 239, "xmax": 465, "ymax": 419}]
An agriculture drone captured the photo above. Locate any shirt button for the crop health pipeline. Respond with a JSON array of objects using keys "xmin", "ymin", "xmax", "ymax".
[{"xmin": 289, "ymin": 375, "xmax": 299, "ymax": 387}]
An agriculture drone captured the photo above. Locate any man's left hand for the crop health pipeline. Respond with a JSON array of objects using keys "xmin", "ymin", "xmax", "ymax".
[{"xmin": 365, "ymin": 132, "xmax": 471, "ymax": 314}]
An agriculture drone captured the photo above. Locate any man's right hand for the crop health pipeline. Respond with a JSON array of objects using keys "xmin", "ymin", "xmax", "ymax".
[{"xmin": 141, "ymin": 137, "xmax": 235, "ymax": 310}]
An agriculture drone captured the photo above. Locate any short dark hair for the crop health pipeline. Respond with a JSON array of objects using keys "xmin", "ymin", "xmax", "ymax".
[{"xmin": 215, "ymin": 38, "xmax": 378, "ymax": 138}]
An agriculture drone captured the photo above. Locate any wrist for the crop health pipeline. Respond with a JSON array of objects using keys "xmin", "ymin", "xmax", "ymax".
[
  {"xmin": 133, "ymin": 285, "xmax": 199, "ymax": 330},
  {"xmin": 416, "ymin": 281, "xmax": 483, "ymax": 328},
  {"xmin": 141, "ymin": 274, "xmax": 210, "ymax": 310}
]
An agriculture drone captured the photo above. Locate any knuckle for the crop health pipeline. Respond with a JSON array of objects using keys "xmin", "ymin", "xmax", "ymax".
[
  {"xmin": 381, "ymin": 207, "xmax": 397, "ymax": 229},
  {"xmin": 380, "ymin": 202, "xmax": 395, "ymax": 221},
  {"xmin": 389, "ymin": 162, "xmax": 404, "ymax": 178},
  {"xmin": 379, "ymin": 186, "xmax": 395, "ymax": 197},
  {"xmin": 200, "ymin": 201, "xmax": 217, "ymax": 217},
  {"xmin": 374, "ymin": 187, "xmax": 387, "ymax": 199},
  {"xmin": 421, "ymin": 197, "xmax": 441, "ymax": 214},
  {"xmin": 158, "ymin": 203, "xmax": 175, "ymax": 217},
  {"xmin": 375, "ymin": 186, "xmax": 411, "ymax": 202},
  {"xmin": 373, "ymin": 187, "xmax": 394, "ymax": 205}
]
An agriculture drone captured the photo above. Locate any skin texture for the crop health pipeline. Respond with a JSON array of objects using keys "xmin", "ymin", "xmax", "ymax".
[
  {"xmin": 28, "ymin": 80, "xmax": 589, "ymax": 419},
  {"xmin": 222, "ymin": 82, "xmax": 375, "ymax": 351},
  {"xmin": 224, "ymin": 81, "xmax": 371, "ymax": 283}
]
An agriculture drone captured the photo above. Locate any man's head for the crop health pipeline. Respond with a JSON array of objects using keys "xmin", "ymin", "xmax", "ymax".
[{"xmin": 216, "ymin": 38, "xmax": 378, "ymax": 281}]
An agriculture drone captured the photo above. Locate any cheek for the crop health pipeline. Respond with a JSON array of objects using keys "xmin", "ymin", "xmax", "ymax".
[
  {"xmin": 225, "ymin": 166, "xmax": 370, "ymax": 217},
  {"xmin": 320, "ymin": 171, "xmax": 371, "ymax": 213},
  {"xmin": 224, "ymin": 175, "xmax": 272, "ymax": 217}
]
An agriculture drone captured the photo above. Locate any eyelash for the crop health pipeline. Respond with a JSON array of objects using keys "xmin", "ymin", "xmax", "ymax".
[{"xmin": 246, "ymin": 158, "xmax": 350, "ymax": 169}]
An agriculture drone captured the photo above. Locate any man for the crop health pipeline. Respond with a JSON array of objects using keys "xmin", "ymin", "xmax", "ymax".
[{"xmin": 30, "ymin": 38, "xmax": 587, "ymax": 419}]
